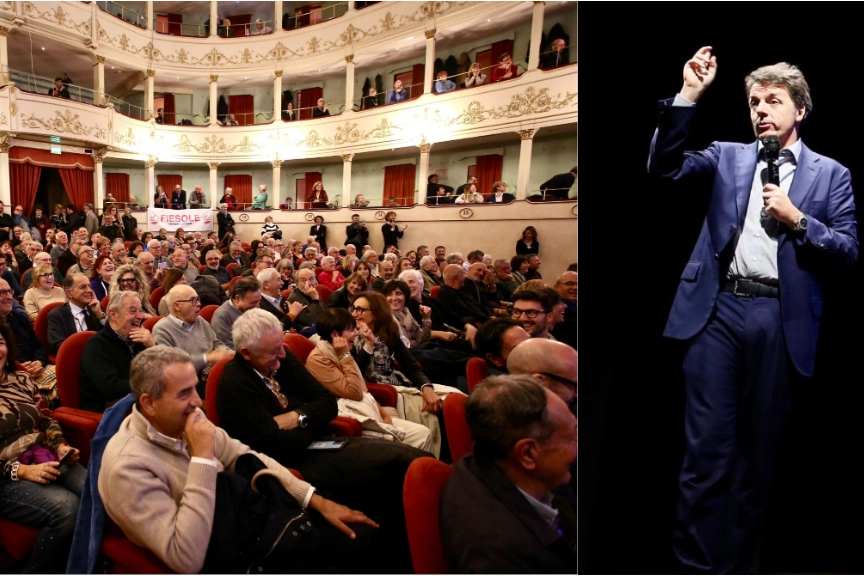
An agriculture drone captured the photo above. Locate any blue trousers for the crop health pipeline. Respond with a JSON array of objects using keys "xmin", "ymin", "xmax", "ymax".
[
  {"xmin": 0, "ymin": 462, "xmax": 86, "ymax": 573},
  {"xmin": 673, "ymin": 292, "xmax": 797, "ymax": 574}
]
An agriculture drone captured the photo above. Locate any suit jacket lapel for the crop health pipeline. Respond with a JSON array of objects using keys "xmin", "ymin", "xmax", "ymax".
[
  {"xmin": 735, "ymin": 142, "xmax": 759, "ymax": 226},
  {"xmin": 787, "ymin": 143, "xmax": 820, "ymax": 210}
]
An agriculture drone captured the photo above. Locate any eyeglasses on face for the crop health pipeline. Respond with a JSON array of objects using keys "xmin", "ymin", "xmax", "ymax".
[
  {"xmin": 0, "ymin": 289, "xmax": 14, "ymax": 297},
  {"xmin": 509, "ymin": 306, "xmax": 546, "ymax": 319},
  {"xmin": 349, "ymin": 306, "xmax": 370, "ymax": 315},
  {"xmin": 559, "ymin": 281, "xmax": 577, "ymax": 287},
  {"xmin": 175, "ymin": 297, "xmax": 200, "ymax": 306},
  {"xmin": 38, "ymin": 272, "xmax": 55, "ymax": 279},
  {"xmin": 119, "ymin": 277, "xmax": 137, "ymax": 286},
  {"xmin": 540, "ymin": 372, "xmax": 577, "ymax": 389}
]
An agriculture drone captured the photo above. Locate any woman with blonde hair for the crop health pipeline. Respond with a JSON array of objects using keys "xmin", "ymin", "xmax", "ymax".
[
  {"xmin": 109, "ymin": 264, "xmax": 157, "ymax": 317},
  {"xmin": 309, "ymin": 181, "xmax": 328, "ymax": 209},
  {"xmin": 23, "ymin": 264, "xmax": 65, "ymax": 321},
  {"xmin": 463, "ymin": 61, "xmax": 487, "ymax": 88}
]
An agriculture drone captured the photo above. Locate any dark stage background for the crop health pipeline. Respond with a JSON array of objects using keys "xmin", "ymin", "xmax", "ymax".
[{"xmin": 578, "ymin": 5, "xmax": 864, "ymax": 574}]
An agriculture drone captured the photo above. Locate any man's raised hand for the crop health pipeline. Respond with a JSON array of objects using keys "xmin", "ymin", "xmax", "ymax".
[{"xmin": 681, "ymin": 46, "xmax": 717, "ymax": 104}]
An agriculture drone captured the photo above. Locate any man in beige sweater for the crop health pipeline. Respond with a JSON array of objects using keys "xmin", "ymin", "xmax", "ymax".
[{"xmin": 98, "ymin": 347, "xmax": 378, "ymax": 574}]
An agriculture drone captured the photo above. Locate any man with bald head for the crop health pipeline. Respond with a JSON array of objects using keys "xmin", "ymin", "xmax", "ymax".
[
  {"xmin": 438, "ymin": 264, "xmax": 490, "ymax": 325},
  {"xmin": 50, "ymin": 231, "xmax": 69, "ymax": 260},
  {"xmin": 372, "ymin": 260, "xmax": 395, "ymax": 292},
  {"xmin": 135, "ymin": 250, "xmax": 163, "ymax": 291},
  {"xmin": 170, "ymin": 248, "xmax": 198, "ymax": 284},
  {"xmin": 508, "ymin": 338, "xmax": 577, "ymax": 413},
  {"xmin": 152, "ymin": 285, "xmax": 234, "ymax": 394},
  {"xmin": 552, "ymin": 271, "xmax": 577, "ymax": 349}
]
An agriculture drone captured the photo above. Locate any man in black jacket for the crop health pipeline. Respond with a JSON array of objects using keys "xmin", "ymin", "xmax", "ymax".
[
  {"xmin": 217, "ymin": 310, "xmax": 428, "ymax": 573},
  {"xmin": 438, "ymin": 264, "xmax": 490, "ymax": 325},
  {"xmin": 344, "ymin": 214, "xmax": 369, "ymax": 252},
  {"xmin": 61, "ymin": 204, "xmax": 83, "ymax": 235},
  {"xmin": 171, "ymin": 184, "xmax": 187, "ymax": 210},
  {"xmin": 47, "ymin": 274, "xmax": 105, "ymax": 355},
  {"xmin": 217, "ymin": 204, "xmax": 235, "ymax": 240},
  {"xmin": 538, "ymin": 166, "xmax": 577, "ymax": 200}
]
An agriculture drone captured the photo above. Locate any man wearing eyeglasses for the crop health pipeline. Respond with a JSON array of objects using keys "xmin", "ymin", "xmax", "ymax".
[
  {"xmin": 152, "ymin": 285, "xmax": 234, "ymax": 395},
  {"xmin": 47, "ymin": 274, "xmax": 106, "ymax": 355},
  {"xmin": 0, "ymin": 257, "xmax": 23, "ymax": 299},
  {"xmin": 66, "ymin": 244, "xmax": 96, "ymax": 278},
  {"xmin": 210, "ymin": 277, "xmax": 263, "ymax": 351},
  {"xmin": 21, "ymin": 252, "xmax": 63, "ymax": 290},
  {"xmin": 0, "ymin": 278, "xmax": 49, "ymax": 381},
  {"xmin": 286, "ymin": 268, "xmax": 324, "ymax": 333},
  {"xmin": 509, "ymin": 288, "xmax": 557, "ymax": 340},
  {"xmin": 508, "ymin": 339, "xmax": 577, "ymax": 413}
]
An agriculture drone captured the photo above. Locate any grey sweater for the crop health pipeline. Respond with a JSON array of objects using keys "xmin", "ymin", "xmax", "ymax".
[
  {"xmin": 151, "ymin": 315, "xmax": 227, "ymax": 372},
  {"xmin": 209, "ymin": 300, "xmax": 243, "ymax": 350}
]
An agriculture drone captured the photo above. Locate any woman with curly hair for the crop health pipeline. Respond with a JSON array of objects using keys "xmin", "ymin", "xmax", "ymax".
[
  {"xmin": 510, "ymin": 254, "xmax": 529, "ymax": 286},
  {"xmin": 109, "ymin": 264, "xmax": 157, "ymax": 317}
]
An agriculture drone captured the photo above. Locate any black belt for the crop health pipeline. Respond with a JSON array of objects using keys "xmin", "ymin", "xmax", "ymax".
[{"xmin": 722, "ymin": 278, "xmax": 779, "ymax": 298}]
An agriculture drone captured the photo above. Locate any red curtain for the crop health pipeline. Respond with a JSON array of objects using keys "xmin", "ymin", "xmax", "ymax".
[
  {"xmin": 383, "ymin": 164, "xmax": 416, "ymax": 206},
  {"xmin": 295, "ymin": 5, "xmax": 312, "ymax": 27},
  {"xmin": 156, "ymin": 175, "xmax": 182, "ymax": 201},
  {"xmin": 224, "ymin": 175, "xmax": 252, "ymax": 207},
  {"xmin": 304, "ymin": 172, "xmax": 322, "ymax": 207},
  {"xmin": 167, "ymin": 13, "xmax": 182, "ymax": 36},
  {"xmin": 9, "ymin": 163, "xmax": 42, "ymax": 216},
  {"xmin": 9, "ymin": 146, "xmax": 94, "ymax": 170},
  {"xmin": 491, "ymin": 39, "xmax": 515, "ymax": 65},
  {"xmin": 411, "ymin": 64, "xmax": 425, "ymax": 99},
  {"xmin": 228, "ymin": 13, "xmax": 252, "ymax": 35},
  {"xmin": 299, "ymin": 87, "xmax": 323, "ymax": 120},
  {"xmin": 229, "ymin": 95, "xmax": 255, "ymax": 126},
  {"xmin": 105, "ymin": 173, "xmax": 130, "ymax": 202},
  {"xmin": 163, "ymin": 93, "xmax": 176, "ymax": 125},
  {"xmin": 475, "ymin": 154, "xmax": 503, "ymax": 199},
  {"xmin": 58, "ymin": 168, "xmax": 94, "ymax": 210}
]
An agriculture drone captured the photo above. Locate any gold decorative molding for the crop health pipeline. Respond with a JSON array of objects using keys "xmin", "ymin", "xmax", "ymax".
[
  {"xmin": 0, "ymin": 132, "xmax": 13, "ymax": 153},
  {"xmin": 172, "ymin": 134, "xmax": 260, "ymax": 154},
  {"xmin": 97, "ymin": 2, "xmax": 464, "ymax": 65},
  {"xmin": 0, "ymin": 25, "xmax": 8, "ymax": 37},
  {"xmin": 209, "ymin": 74, "xmax": 219, "ymax": 83},
  {"xmin": 96, "ymin": 55, "xmax": 106, "ymax": 64},
  {"xmin": 419, "ymin": 142, "xmax": 432, "ymax": 153},
  {"xmin": 94, "ymin": 148, "xmax": 108, "ymax": 163},
  {"xmin": 0, "ymin": 143, "xmax": 10, "ymax": 154},
  {"xmin": 208, "ymin": 161, "xmax": 220, "ymax": 170},
  {"xmin": 145, "ymin": 156, "xmax": 157, "ymax": 168},
  {"xmin": 8, "ymin": 103, "xmax": 15, "ymax": 117},
  {"xmin": 425, "ymin": 29, "xmax": 436, "ymax": 39},
  {"xmin": 341, "ymin": 153, "xmax": 354, "ymax": 162},
  {"xmin": 294, "ymin": 119, "xmax": 402, "ymax": 149},
  {"xmin": 19, "ymin": 109, "xmax": 107, "ymax": 139},
  {"xmin": 272, "ymin": 159, "xmax": 283, "ymax": 168},
  {"xmin": 449, "ymin": 87, "xmax": 577, "ymax": 126},
  {"xmin": 344, "ymin": 54, "xmax": 355, "ymax": 64},
  {"xmin": 274, "ymin": 70, "xmax": 283, "ymax": 78},
  {"xmin": 23, "ymin": 3, "xmax": 91, "ymax": 35},
  {"xmin": 114, "ymin": 128, "xmax": 140, "ymax": 148},
  {"xmin": 520, "ymin": 129, "xmax": 535, "ymax": 140},
  {"xmin": 146, "ymin": 69, "xmax": 155, "ymax": 77},
  {"xmin": 0, "ymin": 113, "xmax": 7, "ymax": 126}
]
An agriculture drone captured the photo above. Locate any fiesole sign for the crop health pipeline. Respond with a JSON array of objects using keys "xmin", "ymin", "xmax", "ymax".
[{"xmin": 148, "ymin": 208, "xmax": 213, "ymax": 231}]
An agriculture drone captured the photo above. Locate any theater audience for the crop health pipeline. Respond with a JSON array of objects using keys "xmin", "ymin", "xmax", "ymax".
[
  {"xmin": 462, "ymin": 62, "xmax": 487, "ymax": 88},
  {"xmin": 287, "ymin": 268, "xmax": 325, "ymax": 332},
  {"xmin": 438, "ymin": 264, "xmax": 490, "ymax": 325},
  {"xmin": 0, "ymin": 319, "xmax": 86, "ymax": 574},
  {"xmin": 306, "ymin": 308, "xmax": 433, "ymax": 452},
  {"xmin": 509, "ymin": 287, "xmax": 557, "ymax": 339},
  {"xmin": 439, "ymin": 375, "xmax": 577, "ymax": 573},
  {"xmin": 508, "ymin": 338, "xmax": 577, "ymax": 413},
  {"xmin": 491, "ymin": 52, "xmax": 517, "ymax": 82},
  {"xmin": 516, "ymin": 225, "xmax": 540, "ymax": 255},
  {"xmin": 317, "ymin": 256, "xmax": 344, "ymax": 291},
  {"xmin": 475, "ymin": 317, "xmax": 530, "ymax": 375},
  {"xmin": 258, "ymin": 268, "xmax": 304, "ymax": 332},
  {"xmin": 99, "ymin": 346, "xmax": 378, "ymax": 574},
  {"xmin": 79, "ymin": 290, "xmax": 156, "ymax": 412},
  {"xmin": 210, "ymin": 277, "xmax": 262, "ymax": 350}
]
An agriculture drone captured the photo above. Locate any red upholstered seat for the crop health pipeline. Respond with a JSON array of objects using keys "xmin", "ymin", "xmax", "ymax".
[
  {"xmin": 403, "ymin": 457, "xmax": 453, "ymax": 574},
  {"xmin": 281, "ymin": 287, "xmax": 293, "ymax": 300},
  {"xmin": 34, "ymin": 300, "xmax": 63, "ymax": 363},
  {"xmin": 199, "ymin": 304, "xmax": 219, "ymax": 323},
  {"xmin": 149, "ymin": 287, "xmax": 164, "ymax": 311},
  {"xmin": 443, "ymin": 393, "xmax": 472, "ymax": 463},
  {"xmin": 123, "ymin": 241, "xmax": 132, "ymax": 250},
  {"xmin": 0, "ymin": 521, "xmax": 40, "ymax": 569},
  {"xmin": 204, "ymin": 355, "xmax": 232, "ymax": 427},
  {"xmin": 226, "ymin": 262, "xmax": 240, "ymax": 277},
  {"xmin": 198, "ymin": 265, "xmax": 207, "ymax": 274},
  {"xmin": 100, "ymin": 295, "xmax": 110, "ymax": 311},
  {"xmin": 228, "ymin": 276, "xmax": 241, "ymax": 292},
  {"xmin": 430, "ymin": 285, "xmax": 440, "ymax": 299},
  {"xmin": 101, "ymin": 519, "xmax": 173, "ymax": 574},
  {"xmin": 366, "ymin": 383, "xmax": 398, "ymax": 408},
  {"xmin": 56, "ymin": 331, "xmax": 96, "ymax": 409},
  {"xmin": 283, "ymin": 333, "xmax": 316, "ymax": 364},
  {"xmin": 142, "ymin": 316, "xmax": 162, "ymax": 333},
  {"xmin": 466, "ymin": 357, "xmax": 489, "ymax": 392},
  {"xmin": 314, "ymin": 284, "xmax": 332, "ymax": 302}
]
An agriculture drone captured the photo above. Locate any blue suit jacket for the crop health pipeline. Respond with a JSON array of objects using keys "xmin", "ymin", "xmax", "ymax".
[{"xmin": 650, "ymin": 99, "xmax": 858, "ymax": 377}]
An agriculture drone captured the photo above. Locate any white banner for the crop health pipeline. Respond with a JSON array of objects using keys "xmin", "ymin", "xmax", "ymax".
[{"xmin": 147, "ymin": 208, "xmax": 214, "ymax": 232}]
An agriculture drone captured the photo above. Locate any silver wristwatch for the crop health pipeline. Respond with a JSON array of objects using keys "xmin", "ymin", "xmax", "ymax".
[{"xmin": 794, "ymin": 214, "xmax": 808, "ymax": 232}]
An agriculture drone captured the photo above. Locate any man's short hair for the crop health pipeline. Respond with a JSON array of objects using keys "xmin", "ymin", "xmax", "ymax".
[
  {"xmin": 232, "ymin": 308, "xmax": 281, "ymax": 352},
  {"xmin": 206, "ymin": 250, "xmax": 221, "ymax": 260},
  {"xmin": 398, "ymin": 269, "xmax": 422, "ymax": 286},
  {"xmin": 511, "ymin": 287, "xmax": 558, "ymax": 314},
  {"xmin": 466, "ymin": 375, "xmax": 557, "ymax": 462},
  {"xmin": 107, "ymin": 290, "xmax": 140, "ymax": 315},
  {"xmin": 231, "ymin": 276, "xmax": 261, "ymax": 300},
  {"xmin": 320, "ymin": 256, "xmax": 335, "ymax": 267},
  {"xmin": 467, "ymin": 250, "xmax": 484, "ymax": 262},
  {"xmin": 63, "ymin": 273, "xmax": 85, "ymax": 291},
  {"xmin": 745, "ymin": 62, "xmax": 812, "ymax": 119},
  {"xmin": 475, "ymin": 318, "xmax": 525, "ymax": 361},
  {"xmin": 257, "ymin": 268, "xmax": 280, "ymax": 284},
  {"xmin": 419, "ymin": 255, "xmax": 435, "ymax": 268},
  {"xmin": 446, "ymin": 253, "xmax": 463, "ymax": 264},
  {"xmin": 130, "ymin": 347, "xmax": 194, "ymax": 402}
]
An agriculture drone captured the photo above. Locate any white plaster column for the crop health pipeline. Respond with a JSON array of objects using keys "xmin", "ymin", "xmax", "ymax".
[
  {"xmin": 516, "ymin": 129, "xmax": 535, "ymax": 199},
  {"xmin": 423, "ymin": 29, "xmax": 436, "ymax": 94},
  {"xmin": 209, "ymin": 162, "xmax": 220, "ymax": 208},
  {"xmin": 272, "ymin": 160, "xmax": 282, "ymax": 202},
  {"xmin": 145, "ymin": 157, "xmax": 157, "ymax": 202},
  {"xmin": 209, "ymin": 0, "xmax": 218, "ymax": 37},
  {"xmin": 146, "ymin": 0, "xmax": 153, "ymax": 29},
  {"xmin": 341, "ymin": 154, "xmax": 353, "ymax": 204},
  {"xmin": 145, "ymin": 69, "xmax": 155, "ymax": 119},
  {"xmin": 417, "ymin": 143, "xmax": 431, "ymax": 204},
  {"xmin": 528, "ymin": 1, "xmax": 545, "ymax": 71},
  {"xmin": 347, "ymin": 0, "xmax": 354, "ymax": 9},
  {"xmin": 93, "ymin": 56, "xmax": 105, "ymax": 105},
  {"xmin": 344, "ymin": 55, "xmax": 355, "ymax": 110},
  {"xmin": 94, "ymin": 149, "xmax": 107, "ymax": 208},
  {"xmin": 273, "ymin": 70, "xmax": 283, "ymax": 120},
  {"xmin": 0, "ymin": 136, "xmax": 11, "ymax": 207},
  {"xmin": 209, "ymin": 75, "xmax": 219, "ymax": 126},
  {"xmin": 274, "ymin": 0, "xmax": 283, "ymax": 29},
  {"xmin": 0, "ymin": 27, "xmax": 8, "ymax": 83}
]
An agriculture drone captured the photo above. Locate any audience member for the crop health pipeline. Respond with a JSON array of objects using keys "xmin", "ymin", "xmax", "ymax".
[
  {"xmin": 257, "ymin": 268, "xmax": 304, "ymax": 332},
  {"xmin": 509, "ymin": 287, "xmax": 557, "ymax": 339},
  {"xmin": 251, "ymin": 185, "xmax": 269, "ymax": 210},
  {"xmin": 312, "ymin": 98, "xmax": 330, "ymax": 118},
  {"xmin": 462, "ymin": 62, "xmax": 487, "ymax": 88},
  {"xmin": 440, "ymin": 375, "xmax": 577, "ymax": 573},
  {"xmin": 287, "ymin": 268, "xmax": 325, "ymax": 332},
  {"xmin": 434, "ymin": 70, "xmax": 456, "ymax": 93},
  {"xmin": 372, "ymin": 260, "xmax": 395, "ymax": 292},
  {"xmin": 89, "ymin": 255, "xmax": 114, "ymax": 301},
  {"xmin": 486, "ymin": 181, "xmax": 516, "ymax": 203},
  {"xmin": 508, "ymin": 339, "xmax": 577, "ymax": 413},
  {"xmin": 210, "ymin": 277, "xmax": 262, "ymax": 349},
  {"xmin": 48, "ymin": 76, "xmax": 71, "ymax": 98},
  {"xmin": 552, "ymin": 272, "xmax": 577, "ymax": 349},
  {"xmin": 386, "ymin": 79, "xmax": 408, "ymax": 104},
  {"xmin": 454, "ymin": 183, "xmax": 484, "ymax": 204},
  {"xmin": 23, "ymin": 264, "xmax": 65, "ymax": 321},
  {"xmin": 328, "ymin": 272, "xmax": 366, "ymax": 310},
  {"xmin": 362, "ymin": 88, "xmax": 380, "ymax": 110},
  {"xmin": 491, "ymin": 52, "xmax": 517, "ymax": 82},
  {"xmin": 438, "ymin": 264, "xmax": 491, "ymax": 325},
  {"xmin": 540, "ymin": 37, "xmax": 570, "ymax": 69},
  {"xmin": 525, "ymin": 253, "xmax": 543, "ymax": 280},
  {"xmin": 47, "ymin": 274, "xmax": 106, "ymax": 354},
  {"xmin": 317, "ymin": 256, "xmax": 344, "ymax": 291},
  {"xmin": 539, "ymin": 166, "xmax": 577, "ymax": 200},
  {"xmin": 345, "ymin": 214, "xmax": 369, "ymax": 253},
  {"xmin": 79, "ymin": 290, "xmax": 156, "ymax": 412}
]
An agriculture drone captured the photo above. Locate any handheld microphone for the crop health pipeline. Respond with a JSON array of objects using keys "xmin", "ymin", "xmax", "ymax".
[{"xmin": 763, "ymin": 135, "xmax": 781, "ymax": 186}]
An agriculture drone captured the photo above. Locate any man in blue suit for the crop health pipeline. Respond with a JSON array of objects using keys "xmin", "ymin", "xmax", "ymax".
[{"xmin": 649, "ymin": 47, "xmax": 858, "ymax": 573}]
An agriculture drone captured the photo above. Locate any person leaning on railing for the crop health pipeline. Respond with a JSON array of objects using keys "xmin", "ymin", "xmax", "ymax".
[
  {"xmin": 386, "ymin": 80, "xmax": 408, "ymax": 104},
  {"xmin": 539, "ymin": 38, "xmax": 570, "ymax": 69},
  {"xmin": 462, "ymin": 62, "xmax": 488, "ymax": 88},
  {"xmin": 48, "ymin": 77, "xmax": 70, "ymax": 99}
]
